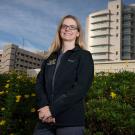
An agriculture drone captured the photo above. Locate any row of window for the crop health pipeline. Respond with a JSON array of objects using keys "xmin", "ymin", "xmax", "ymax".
[
  {"xmin": 91, "ymin": 18, "xmax": 119, "ymax": 25},
  {"xmin": 91, "ymin": 44, "xmax": 109, "ymax": 47},
  {"xmin": 91, "ymin": 33, "xmax": 119, "ymax": 38},
  {"xmin": 91, "ymin": 26, "xmax": 118, "ymax": 31},
  {"xmin": 15, "ymin": 64, "xmax": 39, "ymax": 69},
  {"xmin": 17, "ymin": 52, "xmax": 41, "ymax": 61},
  {"xmin": 16, "ymin": 58, "xmax": 40, "ymax": 66},
  {"xmin": 92, "ymin": 10, "xmax": 119, "ymax": 19},
  {"xmin": 92, "ymin": 52, "xmax": 109, "ymax": 56}
]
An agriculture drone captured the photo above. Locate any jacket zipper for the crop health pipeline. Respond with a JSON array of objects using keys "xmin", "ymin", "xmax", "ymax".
[{"xmin": 51, "ymin": 52, "xmax": 64, "ymax": 105}]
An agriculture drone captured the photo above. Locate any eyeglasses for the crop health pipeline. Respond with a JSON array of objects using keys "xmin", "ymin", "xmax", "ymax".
[{"xmin": 61, "ymin": 24, "xmax": 78, "ymax": 30}]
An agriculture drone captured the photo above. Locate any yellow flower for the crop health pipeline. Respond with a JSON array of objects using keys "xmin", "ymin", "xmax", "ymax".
[
  {"xmin": 10, "ymin": 133, "xmax": 14, "ymax": 135},
  {"xmin": 31, "ymin": 108, "xmax": 36, "ymax": 112},
  {"xmin": 0, "ymin": 91, "xmax": 4, "ymax": 95},
  {"xmin": 31, "ymin": 93, "xmax": 36, "ymax": 97},
  {"xmin": 1, "ymin": 107, "xmax": 5, "ymax": 111},
  {"xmin": 17, "ymin": 75, "xmax": 22, "ymax": 79},
  {"xmin": 6, "ymin": 80, "xmax": 10, "ymax": 83},
  {"xmin": 16, "ymin": 95, "xmax": 22, "ymax": 102},
  {"xmin": 6, "ymin": 90, "xmax": 8, "ymax": 93},
  {"xmin": 110, "ymin": 92, "xmax": 117, "ymax": 99},
  {"xmin": 5, "ymin": 84, "xmax": 9, "ymax": 88},
  {"xmin": 0, "ymin": 120, "xmax": 6, "ymax": 125},
  {"xmin": 24, "ymin": 94, "xmax": 29, "ymax": 98}
]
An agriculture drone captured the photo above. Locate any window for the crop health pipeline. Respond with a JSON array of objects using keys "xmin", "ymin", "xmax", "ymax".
[{"xmin": 117, "ymin": 5, "xmax": 119, "ymax": 9}]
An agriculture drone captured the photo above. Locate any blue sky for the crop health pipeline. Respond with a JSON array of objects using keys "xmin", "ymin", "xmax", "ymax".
[{"xmin": 0, "ymin": 0, "xmax": 135, "ymax": 52}]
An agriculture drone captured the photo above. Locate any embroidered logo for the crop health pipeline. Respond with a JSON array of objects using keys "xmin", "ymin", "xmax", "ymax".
[
  {"xmin": 67, "ymin": 59, "xmax": 76, "ymax": 63},
  {"xmin": 47, "ymin": 59, "xmax": 56, "ymax": 65}
]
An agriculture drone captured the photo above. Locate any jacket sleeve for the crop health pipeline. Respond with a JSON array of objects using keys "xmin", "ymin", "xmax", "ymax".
[
  {"xmin": 50, "ymin": 51, "xmax": 94, "ymax": 116},
  {"xmin": 35, "ymin": 60, "xmax": 49, "ymax": 109}
]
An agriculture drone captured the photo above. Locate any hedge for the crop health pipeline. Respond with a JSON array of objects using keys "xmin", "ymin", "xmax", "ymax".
[{"xmin": 0, "ymin": 71, "xmax": 135, "ymax": 135}]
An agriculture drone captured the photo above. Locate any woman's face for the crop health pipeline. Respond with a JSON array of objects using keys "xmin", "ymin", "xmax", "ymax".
[{"xmin": 60, "ymin": 18, "xmax": 79, "ymax": 42}]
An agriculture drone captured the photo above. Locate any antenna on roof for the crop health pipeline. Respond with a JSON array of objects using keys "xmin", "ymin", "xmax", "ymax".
[{"xmin": 22, "ymin": 37, "xmax": 24, "ymax": 49}]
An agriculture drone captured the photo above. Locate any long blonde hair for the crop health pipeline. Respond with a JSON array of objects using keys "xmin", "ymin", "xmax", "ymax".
[{"xmin": 45, "ymin": 15, "xmax": 86, "ymax": 58}]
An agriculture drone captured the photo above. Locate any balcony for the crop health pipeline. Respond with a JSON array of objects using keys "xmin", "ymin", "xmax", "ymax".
[
  {"xmin": 91, "ymin": 20, "xmax": 110, "ymax": 24},
  {"xmin": 91, "ymin": 16, "xmax": 110, "ymax": 24},
  {"xmin": 91, "ymin": 47, "xmax": 109, "ymax": 53},
  {"xmin": 90, "ymin": 38, "xmax": 109, "ymax": 45},
  {"xmin": 91, "ymin": 30, "xmax": 109, "ymax": 37},
  {"xmin": 90, "ymin": 23, "xmax": 110, "ymax": 30},
  {"xmin": 91, "ymin": 34, "xmax": 111, "ymax": 38},
  {"xmin": 91, "ymin": 26, "xmax": 111, "ymax": 31},
  {"xmin": 92, "ymin": 54, "xmax": 109, "ymax": 61}
]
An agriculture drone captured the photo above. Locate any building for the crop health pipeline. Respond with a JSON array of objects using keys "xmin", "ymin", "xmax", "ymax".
[
  {"xmin": 0, "ymin": 43, "xmax": 45, "ymax": 73},
  {"xmin": 0, "ymin": 50, "xmax": 3, "ymax": 69},
  {"xmin": 27, "ymin": 68, "xmax": 40, "ymax": 77},
  {"xmin": 0, "ymin": 50, "xmax": 2, "ymax": 61},
  {"xmin": 86, "ymin": 0, "xmax": 135, "ymax": 62}
]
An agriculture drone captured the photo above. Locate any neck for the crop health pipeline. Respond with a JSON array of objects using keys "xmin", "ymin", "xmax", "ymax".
[{"xmin": 61, "ymin": 41, "xmax": 75, "ymax": 53}]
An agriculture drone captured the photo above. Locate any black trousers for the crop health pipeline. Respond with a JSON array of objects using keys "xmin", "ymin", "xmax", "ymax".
[{"xmin": 33, "ymin": 122, "xmax": 84, "ymax": 135}]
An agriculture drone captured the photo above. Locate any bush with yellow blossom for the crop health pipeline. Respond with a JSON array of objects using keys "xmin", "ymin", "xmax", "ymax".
[
  {"xmin": 0, "ymin": 72, "xmax": 37, "ymax": 135},
  {"xmin": 85, "ymin": 71, "xmax": 135, "ymax": 135},
  {"xmin": 0, "ymin": 71, "xmax": 135, "ymax": 135}
]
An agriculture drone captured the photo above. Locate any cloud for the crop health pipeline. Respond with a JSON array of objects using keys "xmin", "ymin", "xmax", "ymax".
[
  {"xmin": 1, "ymin": 0, "xmax": 132, "ymax": 52},
  {"xmin": 0, "ymin": 0, "xmax": 57, "ymax": 50}
]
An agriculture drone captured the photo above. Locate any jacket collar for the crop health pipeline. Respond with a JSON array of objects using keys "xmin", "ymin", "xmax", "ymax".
[
  {"xmin": 57, "ymin": 44, "xmax": 81, "ymax": 54},
  {"xmin": 49, "ymin": 45, "xmax": 82, "ymax": 59}
]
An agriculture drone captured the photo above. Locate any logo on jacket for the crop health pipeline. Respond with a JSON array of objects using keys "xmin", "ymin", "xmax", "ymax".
[
  {"xmin": 67, "ymin": 59, "xmax": 76, "ymax": 63},
  {"xmin": 47, "ymin": 59, "xmax": 56, "ymax": 65}
]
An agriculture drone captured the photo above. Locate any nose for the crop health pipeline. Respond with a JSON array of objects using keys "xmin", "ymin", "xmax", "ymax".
[{"xmin": 65, "ymin": 26, "xmax": 70, "ymax": 30}]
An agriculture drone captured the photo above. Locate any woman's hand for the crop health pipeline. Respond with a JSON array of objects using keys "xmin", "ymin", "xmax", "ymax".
[
  {"xmin": 38, "ymin": 106, "xmax": 55, "ymax": 123},
  {"xmin": 43, "ymin": 116, "xmax": 55, "ymax": 123}
]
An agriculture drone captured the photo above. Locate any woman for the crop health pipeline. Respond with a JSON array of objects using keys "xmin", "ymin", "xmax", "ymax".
[{"xmin": 33, "ymin": 15, "xmax": 94, "ymax": 135}]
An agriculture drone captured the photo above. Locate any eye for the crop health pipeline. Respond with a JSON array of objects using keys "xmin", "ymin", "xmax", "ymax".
[
  {"xmin": 61, "ymin": 24, "xmax": 67, "ymax": 29},
  {"xmin": 70, "ymin": 25, "xmax": 77, "ymax": 30}
]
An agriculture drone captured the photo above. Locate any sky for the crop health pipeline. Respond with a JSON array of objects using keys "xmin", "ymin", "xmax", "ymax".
[{"xmin": 0, "ymin": 0, "xmax": 135, "ymax": 52}]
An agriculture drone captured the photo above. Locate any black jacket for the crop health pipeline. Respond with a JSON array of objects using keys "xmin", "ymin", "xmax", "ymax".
[{"xmin": 35, "ymin": 45, "xmax": 94, "ymax": 127}]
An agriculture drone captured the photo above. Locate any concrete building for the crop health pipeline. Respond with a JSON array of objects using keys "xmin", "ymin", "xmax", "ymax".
[
  {"xmin": 0, "ymin": 44, "xmax": 45, "ymax": 73},
  {"xmin": 0, "ymin": 50, "xmax": 3, "ymax": 69},
  {"xmin": 86, "ymin": 0, "xmax": 135, "ymax": 62}
]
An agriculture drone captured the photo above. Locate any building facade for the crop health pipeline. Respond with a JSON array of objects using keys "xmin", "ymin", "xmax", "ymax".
[
  {"xmin": 0, "ymin": 44, "xmax": 45, "ymax": 73},
  {"xmin": 86, "ymin": 0, "xmax": 135, "ymax": 62},
  {"xmin": 0, "ymin": 50, "xmax": 3, "ymax": 70}
]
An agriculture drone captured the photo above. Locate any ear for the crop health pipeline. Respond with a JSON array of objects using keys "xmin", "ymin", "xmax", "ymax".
[{"xmin": 76, "ymin": 31, "xmax": 80, "ymax": 37}]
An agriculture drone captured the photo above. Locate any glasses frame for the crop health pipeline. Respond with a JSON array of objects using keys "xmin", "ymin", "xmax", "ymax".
[{"xmin": 61, "ymin": 24, "xmax": 78, "ymax": 31}]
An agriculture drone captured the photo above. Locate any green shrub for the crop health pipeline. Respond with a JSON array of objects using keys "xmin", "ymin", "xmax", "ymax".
[
  {"xmin": 85, "ymin": 71, "xmax": 135, "ymax": 135},
  {"xmin": 0, "ymin": 72, "xmax": 37, "ymax": 135},
  {"xmin": 0, "ymin": 71, "xmax": 135, "ymax": 135}
]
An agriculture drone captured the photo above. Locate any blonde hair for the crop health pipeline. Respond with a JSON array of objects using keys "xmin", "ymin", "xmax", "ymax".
[{"xmin": 45, "ymin": 15, "xmax": 86, "ymax": 58}]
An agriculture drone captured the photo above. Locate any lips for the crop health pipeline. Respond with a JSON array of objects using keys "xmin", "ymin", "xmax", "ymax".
[{"xmin": 63, "ymin": 32, "xmax": 72, "ymax": 36}]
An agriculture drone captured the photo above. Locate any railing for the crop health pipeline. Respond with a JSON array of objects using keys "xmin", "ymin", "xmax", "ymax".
[{"xmin": 95, "ymin": 68, "xmax": 135, "ymax": 73}]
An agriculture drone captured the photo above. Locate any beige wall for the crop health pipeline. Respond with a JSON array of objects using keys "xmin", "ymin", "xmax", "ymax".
[{"xmin": 95, "ymin": 60, "xmax": 135, "ymax": 73}]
